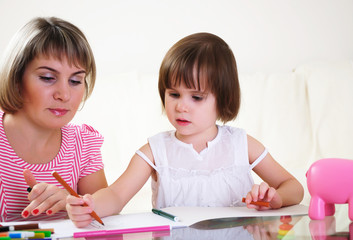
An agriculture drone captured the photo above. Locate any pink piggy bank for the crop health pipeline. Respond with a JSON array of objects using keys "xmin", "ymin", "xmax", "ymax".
[{"xmin": 307, "ymin": 158, "xmax": 353, "ymax": 220}]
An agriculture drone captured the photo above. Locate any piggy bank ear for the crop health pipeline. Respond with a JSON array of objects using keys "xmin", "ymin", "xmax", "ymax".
[{"xmin": 23, "ymin": 169, "xmax": 38, "ymax": 188}]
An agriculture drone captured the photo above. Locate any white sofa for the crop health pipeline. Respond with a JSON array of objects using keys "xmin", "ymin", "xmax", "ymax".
[{"xmin": 73, "ymin": 60, "xmax": 353, "ymax": 214}]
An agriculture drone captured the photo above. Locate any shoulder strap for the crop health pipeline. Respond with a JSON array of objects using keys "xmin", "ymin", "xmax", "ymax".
[
  {"xmin": 136, "ymin": 150, "xmax": 159, "ymax": 173},
  {"xmin": 250, "ymin": 148, "xmax": 268, "ymax": 170}
]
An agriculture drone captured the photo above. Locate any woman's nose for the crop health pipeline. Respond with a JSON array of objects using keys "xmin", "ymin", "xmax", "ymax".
[{"xmin": 53, "ymin": 82, "xmax": 70, "ymax": 102}]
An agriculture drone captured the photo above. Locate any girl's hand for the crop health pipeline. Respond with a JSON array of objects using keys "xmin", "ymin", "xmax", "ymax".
[
  {"xmin": 22, "ymin": 169, "xmax": 68, "ymax": 218},
  {"xmin": 244, "ymin": 182, "xmax": 283, "ymax": 210},
  {"xmin": 66, "ymin": 194, "xmax": 95, "ymax": 228}
]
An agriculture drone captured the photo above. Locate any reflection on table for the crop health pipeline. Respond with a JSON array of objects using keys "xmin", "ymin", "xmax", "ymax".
[
  {"xmin": 81, "ymin": 215, "xmax": 302, "ymax": 240},
  {"xmin": 2, "ymin": 211, "xmax": 353, "ymax": 239}
]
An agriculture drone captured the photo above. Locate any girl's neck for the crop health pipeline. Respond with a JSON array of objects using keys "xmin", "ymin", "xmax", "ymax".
[
  {"xmin": 3, "ymin": 113, "xmax": 62, "ymax": 164},
  {"xmin": 175, "ymin": 125, "xmax": 218, "ymax": 153}
]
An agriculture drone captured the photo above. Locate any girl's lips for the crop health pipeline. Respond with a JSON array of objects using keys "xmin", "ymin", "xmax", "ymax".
[
  {"xmin": 49, "ymin": 108, "xmax": 69, "ymax": 116},
  {"xmin": 176, "ymin": 119, "xmax": 191, "ymax": 126}
]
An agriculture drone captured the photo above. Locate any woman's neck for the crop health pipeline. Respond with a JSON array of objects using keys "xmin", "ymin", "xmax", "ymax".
[{"xmin": 3, "ymin": 113, "xmax": 62, "ymax": 164}]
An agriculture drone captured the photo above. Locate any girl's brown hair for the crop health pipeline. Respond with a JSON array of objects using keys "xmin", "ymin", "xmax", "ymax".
[{"xmin": 158, "ymin": 32, "xmax": 240, "ymax": 123}]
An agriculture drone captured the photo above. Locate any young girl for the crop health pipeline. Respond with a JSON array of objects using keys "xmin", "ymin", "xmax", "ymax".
[
  {"xmin": 66, "ymin": 32, "xmax": 304, "ymax": 227},
  {"xmin": 0, "ymin": 17, "xmax": 107, "ymax": 218}
]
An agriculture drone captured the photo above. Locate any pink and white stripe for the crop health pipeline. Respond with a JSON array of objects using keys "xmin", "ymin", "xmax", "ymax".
[{"xmin": 0, "ymin": 111, "xmax": 104, "ymax": 216}]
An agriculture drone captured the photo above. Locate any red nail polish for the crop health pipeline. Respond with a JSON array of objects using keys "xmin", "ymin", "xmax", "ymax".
[
  {"xmin": 22, "ymin": 210, "xmax": 29, "ymax": 217},
  {"xmin": 32, "ymin": 209, "xmax": 39, "ymax": 215},
  {"xmin": 47, "ymin": 209, "xmax": 53, "ymax": 215}
]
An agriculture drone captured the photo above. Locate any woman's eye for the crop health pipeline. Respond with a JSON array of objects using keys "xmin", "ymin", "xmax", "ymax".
[
  {"xmin": 39, "ymin": 76, "xmax": 54, "ymax": 81},
  {"xmin": 69, "ymin": 79, "xmax": 83, "ymax": 86}
]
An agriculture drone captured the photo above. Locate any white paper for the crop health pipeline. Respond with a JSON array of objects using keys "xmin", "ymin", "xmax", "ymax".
[{"xmin": 162, "ymin": 204, "xmax": 309, "ymax": 227}]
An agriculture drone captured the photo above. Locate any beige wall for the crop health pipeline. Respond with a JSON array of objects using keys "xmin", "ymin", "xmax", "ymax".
[{"xmin": 1, "ymin": 0, "xmax": 352, "ymax": 76}]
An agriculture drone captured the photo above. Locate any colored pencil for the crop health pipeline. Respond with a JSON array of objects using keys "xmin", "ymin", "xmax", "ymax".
[{"xmin": 51, "ymin": 171, "xmax": 104, "ymax": 226}]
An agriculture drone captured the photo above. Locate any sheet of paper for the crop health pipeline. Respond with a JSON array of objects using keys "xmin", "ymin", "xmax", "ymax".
[
  {"xmin": 0, "ymin": 205, "xmax": 308, "ymax": 238},
  {"xmin": 162, "ymin": 204, "xmax": 309, "ymax": 227}
]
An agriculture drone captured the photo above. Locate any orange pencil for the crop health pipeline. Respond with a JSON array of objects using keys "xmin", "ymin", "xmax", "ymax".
[
  {"xmin": 242, "ymin": 197, "xmax": 270, "ymax": 207},
  {"xmin": 51, "ymin": 171, "xmax": 104, "ymax": 226}
]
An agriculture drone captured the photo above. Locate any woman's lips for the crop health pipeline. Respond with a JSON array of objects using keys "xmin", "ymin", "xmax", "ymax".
[{"xmin": 49, "ymin": 108, "xmax": 69, "ymax": 116}]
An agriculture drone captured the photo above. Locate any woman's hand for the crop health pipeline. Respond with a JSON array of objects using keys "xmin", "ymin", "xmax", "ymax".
[
  {"xmin": 22, "ymin": 169, "xmax": 68, "ymax": 218},
  {"xmin": 244, "ymin": 182, "xmax": 283, "ymax": 210},
  {"xmin": 66, "ymin": 194, "xmax": 95, "ymax": 228}
]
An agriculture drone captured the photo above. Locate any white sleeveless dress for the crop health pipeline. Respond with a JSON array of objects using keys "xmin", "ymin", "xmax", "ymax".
[{"xmin": 136, "ymin": 125, "xmax": 267, "ymax": 209}]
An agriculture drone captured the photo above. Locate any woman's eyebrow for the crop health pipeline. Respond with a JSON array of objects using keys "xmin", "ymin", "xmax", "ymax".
[
  {"xmin": 36, "ymin": 66, "xmax": 86, "ymax": 75},
  {"xmin": 36, "ymin": 66, "xmax": 58, "ymax": 73},
  {"xmin": 72, "ymin": 70, "xmax": 86, "ymax": 75}
]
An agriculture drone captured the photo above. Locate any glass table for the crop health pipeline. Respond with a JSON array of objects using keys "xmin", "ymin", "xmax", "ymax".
[{"xmin": 1, "ymin": 205, "xmax": 352, "ymax": 239}]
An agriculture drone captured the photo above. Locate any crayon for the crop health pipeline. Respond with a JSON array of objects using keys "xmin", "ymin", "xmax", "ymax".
[
  {"xmin": 32, "ymin": 230, "xmax": 51, "ymax": 237},
  {"xmin": 26, "ymin": 229, "xmax": 54, "ymax": 234},
  {"xmin": 1, "ymin": 232, "xmax": 44, "ymax": 238},
  {"xmin": 8, "ymin": 231, "xmax": 36, "ymax": 238},
  {"xmin": 242, "ymin": 197, "xmax": 270, "ymax": 207}
]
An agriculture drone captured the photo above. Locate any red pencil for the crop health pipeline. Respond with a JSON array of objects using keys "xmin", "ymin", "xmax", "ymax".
[
  {"xmin": 242, "ymin": 197, "xmax": 270, "ymax": 207},
  {"xmin": 51, "ymin": 171, "xmax": 104, "ymax": 226}
]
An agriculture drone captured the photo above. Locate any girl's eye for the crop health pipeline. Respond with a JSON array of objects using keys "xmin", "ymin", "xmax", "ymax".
[
  {"xmin": 192, "ymin": 95, "xmax": 203, "ymax": 101},
  {"xmin": 169, "ymin": 92, "xmax": 180, "ymax": 98}
]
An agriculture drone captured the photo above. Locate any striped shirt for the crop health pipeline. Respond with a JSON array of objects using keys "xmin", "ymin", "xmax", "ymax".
[{"xmin": 0, "ymin": 111, "xmax": 104, "ymax": 216}]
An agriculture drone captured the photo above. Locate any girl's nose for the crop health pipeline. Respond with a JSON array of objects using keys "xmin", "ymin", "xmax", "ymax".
[
  {"xmin": 53, "ymin": 82, "xmax": 70, "ymax": 102},
  {"xmin": 176, "ymin": 101, "xmax": 188, "ymax": 112}
]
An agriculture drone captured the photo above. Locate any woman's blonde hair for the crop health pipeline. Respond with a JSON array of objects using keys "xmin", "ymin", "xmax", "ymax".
[{"xmin": 0, "ymin": 17, "xmax": 96, "ymax": 113}]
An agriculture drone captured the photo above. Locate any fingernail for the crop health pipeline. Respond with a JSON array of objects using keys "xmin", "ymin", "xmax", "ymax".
[
  {"xmin": 47, "ymin": 209, "xmax": 53, "ymax": 215},
  {"xmin": 32, "ymin": 209, "xmax": 39, "ymax": 215},
  {"xmin": 27, "ymin": 187, "xmax": 32, "ymax": 193},
  {"xmin": 22, "ymin": 210, "xmax": 29, "ymax": 218}
]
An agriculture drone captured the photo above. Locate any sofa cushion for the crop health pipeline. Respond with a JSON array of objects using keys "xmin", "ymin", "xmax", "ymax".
[
  {"xmin": 233, "ymin": 72, "xmax": 312, "ymax": 183},
  {"xmin": 295, "ymin": 61, "xmax": 353, "ymax": 163}
]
